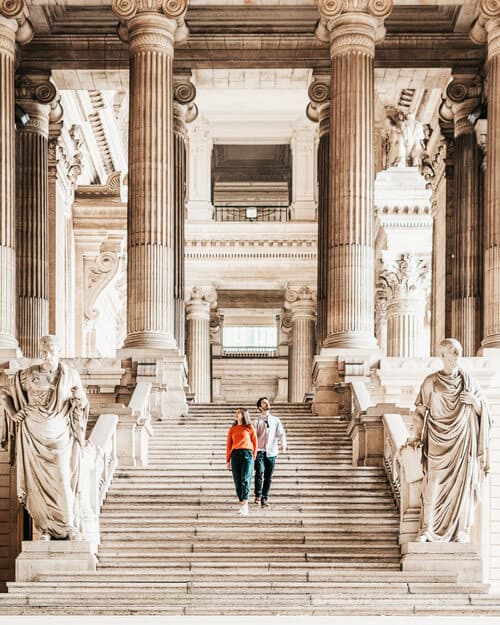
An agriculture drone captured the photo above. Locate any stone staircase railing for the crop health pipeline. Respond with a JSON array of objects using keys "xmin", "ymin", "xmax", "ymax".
[
  {"xmin": 80, "ymin": 413, "xmax": 119, "ymax": 553},
  {"xmin": 382, "ymin": 413, "xmax": 423, "ymax": 545}
]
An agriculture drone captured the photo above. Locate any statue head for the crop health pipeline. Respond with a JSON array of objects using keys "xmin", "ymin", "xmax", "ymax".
[
  {"xmin": 438, "ymin": 338, "xmax": 462, "ymax": 374},
  {"xmin": 39, "ymin": 335, "xmax": 60, "ymax": 369}
]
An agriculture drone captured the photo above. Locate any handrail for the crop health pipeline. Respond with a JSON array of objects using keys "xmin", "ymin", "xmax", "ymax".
[
  {"xmin": 382, "ymin": 412, "xmax": 424, "ymax": 544},
  {"xmin": 129, "ymin": 381, "xmax": 153, "ymax": 424},
  {"xmin": 80, "ymin": 413, "xmax": 119, "ymax": 553}
]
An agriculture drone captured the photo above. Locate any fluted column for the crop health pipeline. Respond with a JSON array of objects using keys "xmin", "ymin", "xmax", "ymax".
[
  {"xmin": 379, "ymin": 254, "xmax": 429, "ymax": 357},
  {"xmin": 173, "ymin": 77, "xmax": 197, "ymax": 357},
  {"xmin": 186, "ymin": 287, "xmax": 215, "ymax": 403},
  {"xmin": 0, "ymin": 3, "xmax": 32, "ymax": 353},
  {"xmin": 471, "ymin": 2, "xmax": 500, "ymax": 348},
  {"xmin": 444, "ymin": 78, "xmax": 483, "ymax": 356},
  {"xmin": 307, "ymin": 75, "xmax": 330, "ymax": 353},
  {"xmin": 15, "ymin": 73, "xmax": 59, "ymax": 357},
  {"xmin": 112, "ymin": 0, "xmax": 188, "ymax": 350},
  {"xmin": 317, "ymin": 0, "xmax": 392, "ymax": 350},
  {"xmin": 286, "ymin": 286, "xmax": 316, "ymax": 403}
]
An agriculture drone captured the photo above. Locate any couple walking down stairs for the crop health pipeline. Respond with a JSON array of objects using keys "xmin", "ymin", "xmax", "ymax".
[{"xmin": 1, "ymin": 403, "xmax": 500, "ymax": 615}]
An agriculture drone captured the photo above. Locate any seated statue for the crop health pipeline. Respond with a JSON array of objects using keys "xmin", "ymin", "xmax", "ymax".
[
  {"xmin": 0, "ymin": 335, "xmax": 88, "ymax": 540},
  {"xmin": 407, "ymin": 338, "xmax": 491, "ymax": 543}
]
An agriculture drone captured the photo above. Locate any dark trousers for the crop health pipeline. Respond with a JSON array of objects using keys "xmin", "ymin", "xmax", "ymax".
[
  {"xmin": 231, "ymin": 449, "xmax": 254, "ymax": 502},
  {"xmin": 254, "ymin": 451, "xmax": 277, "ymax": 499}
]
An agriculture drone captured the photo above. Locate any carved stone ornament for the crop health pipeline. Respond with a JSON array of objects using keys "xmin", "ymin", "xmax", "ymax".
[
  {"xmin": 0, "ymin": 0, "xmax": 33, "ymax": 44},
  {"xmin": 379, "ymin": 253, "xmax": 429, "ymax": 301},
  {"xmin": 112, "ymin": 0, "xmax": 188, "ymax": 21},
  {"xmin": 84, "ymin": 252, "xmax": 121, "ymax": 321},
  {"xmin": 173, "ymin": 79, "xmax": 196, "ymax": 106}
]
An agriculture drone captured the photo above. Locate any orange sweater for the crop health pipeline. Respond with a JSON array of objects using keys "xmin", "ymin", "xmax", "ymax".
[{"xmin": 226, "ymin": 424, "xmax": 258, "ymax": 463}]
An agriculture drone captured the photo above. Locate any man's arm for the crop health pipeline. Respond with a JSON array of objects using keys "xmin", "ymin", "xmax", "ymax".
[{"xmin": 276, "ymin": 418, "xmax": 287, "ymax": 451}]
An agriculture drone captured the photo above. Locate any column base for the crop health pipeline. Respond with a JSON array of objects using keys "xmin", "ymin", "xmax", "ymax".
[
  {"xmin": 15, "ymin": 540, "xmax": 97, "ymax": 582},
  {"xmin": 122, "ymin": 331, "xmax": 177, "ymax": 351},
  {"xmin": 0, "ymin": 333, "xmax": 20, "ymax": 359},
  {"xmin": 323, "ymin": 331, "xmax": 379, "ymax": 351},
  {"xmin": 401, "ymin": 542, "xmax": 484, "ymax": 584}
]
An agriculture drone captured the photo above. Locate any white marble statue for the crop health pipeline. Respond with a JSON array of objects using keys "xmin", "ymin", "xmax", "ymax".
[
  {"xmin": 0, "ymin": 335, "xmax": 88, "ymax": 540},
  {"xmin": 407, "ymin": 338, "xmax": 491, "ymax": 543}
]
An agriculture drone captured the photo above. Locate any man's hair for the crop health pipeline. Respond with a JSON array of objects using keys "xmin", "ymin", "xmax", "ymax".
[
  {"xmin": 438, "ymin": 338, "xmax": 462, "ymax": 357},
  {"xmin": 256, "ymin": 397, "xmax": 269, "ymax": 408}
]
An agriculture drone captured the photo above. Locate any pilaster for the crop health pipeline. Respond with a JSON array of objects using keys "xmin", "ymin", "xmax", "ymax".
[{"xmin": 186, "ymin": 286, "xmax": 215, "ymax": 403}]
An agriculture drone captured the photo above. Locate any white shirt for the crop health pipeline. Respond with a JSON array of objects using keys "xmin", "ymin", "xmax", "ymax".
[{"xmin": 254, "ymin": 411, "xmax": 287, "ymax": 457}]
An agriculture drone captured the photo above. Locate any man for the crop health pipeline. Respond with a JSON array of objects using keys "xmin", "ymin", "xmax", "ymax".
[{"xmin": 253, "ymin": 397, "xmax": 287, "ymax": 507}]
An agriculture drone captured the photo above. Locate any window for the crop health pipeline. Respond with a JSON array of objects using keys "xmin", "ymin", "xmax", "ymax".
[{"xmin": 222, "ymin": 326, "xmax": 277, "ymax": 357}]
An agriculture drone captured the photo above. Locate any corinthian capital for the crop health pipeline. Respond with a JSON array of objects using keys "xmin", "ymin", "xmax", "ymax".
[
  {"xmin": 0, "ymin": 0, "xmax": 33, "ymax": 44},
  {"xmin": 379, "ymin": 253, "xmax": 429, "ymax": 301}
]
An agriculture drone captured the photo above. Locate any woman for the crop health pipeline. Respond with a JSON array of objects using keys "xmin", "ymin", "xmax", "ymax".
[{"xmin": 226, "ymin": 407, "xmax": 257, "ymax": 515}]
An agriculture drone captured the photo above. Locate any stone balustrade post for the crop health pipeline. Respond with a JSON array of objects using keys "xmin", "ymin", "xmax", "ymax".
[
  {"xmin": 316, "ymin": 0, "xmax": 393, "ymax": 350},
  {"xmin": 186, "ymin": 286, "xmax": 215, "ymax": 403},
  {"xmin": 286, "ymin": 286, "xmax": 316, "ymax": 403}
]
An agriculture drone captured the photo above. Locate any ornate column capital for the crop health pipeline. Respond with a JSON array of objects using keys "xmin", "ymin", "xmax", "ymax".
[
  {"xmin": 112, "ymin": 0, "xmax": 189, "ymax": 46},
  {"xmin": 379, "ymin": 253, "xmax": 429, "ymax": 302},
  {"xmin": 0, "ymin": 0, "xmax": 33, "ymax": 45},
  {"xmin": 285, "ymin": 285, "xmax": 317, "ymax": 320},
  {"xmin": 441, "ymin": 75, "xmax": 483, "ymax": 137},
  {"xmin": 15, "ymin": 72, "xmax": 59, "ymax": 137},
  {"xmin": 186, "ymin": 286, "xmax": 216, "ymax": 319},
  {"xmin": 316, "ymin": 0, "xmax": 393, "ymax": 54},
  {"xmin": 173, "ymin": 75, "xmax": 198, "ymax": 129},
  {"xmin": 475, "ymin": 118, "xmax": 488, "ymax": 170},
  {"xmin": 471, "ymin": 1, "xmax": 500, "ymax": 57},
  {"xmin": 306, "ymin": 74, "xmax": 330, "ymax": 135}
]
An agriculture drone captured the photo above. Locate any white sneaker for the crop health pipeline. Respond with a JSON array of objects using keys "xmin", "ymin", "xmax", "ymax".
[{"xmin": 238, "ymin": 503, "xmax": 249, "ymax": 516}]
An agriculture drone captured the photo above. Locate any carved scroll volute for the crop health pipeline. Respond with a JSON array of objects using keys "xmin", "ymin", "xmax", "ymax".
[{"xmin": 84, "ymin": 252, "xmax": 121, "ymax": 321}]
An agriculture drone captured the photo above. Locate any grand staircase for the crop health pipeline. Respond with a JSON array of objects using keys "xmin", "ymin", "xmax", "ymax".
[{"xmin": 1, "ymin": 403, "xmax": 500, "ymax": 615}]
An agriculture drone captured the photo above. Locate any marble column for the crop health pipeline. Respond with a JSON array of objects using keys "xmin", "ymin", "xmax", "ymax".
[
  {"xmin": 307, "ymin": 75, "xmax": 330, "ymax": 354},
  {"xmin": 471, "ymin": 3, "xmax": 500, "ymax": 348},
  {"xmin": 186, "ymin": 287, "xmax": 215, "ymax": 403},
  {"xmin": 316, "ymin": 0, "xmax": 392, "ymax": 350},
  {"xmin": 15, "ymin": 73, "xmax": 59, "ymax": 357},
  {"xmin": 0, "ymin": 3, "xmax": 32, "ymax": 354},
  {"xmin": 286, "ymin": 286, "xmax": 316, "ymax": 403},
  {"xmin": 379, "ymin": 254, "xmax": 429, "ymax": 357},
  {"xmin": 112, "ymin": 0, "xmax": 188, "ymax": 350},
  {"xmin": 173, "ymin": 76, "xmax": 197, "ymax": 357},
  {"xmin": 445, "ymin": 77, "xmax": 483, "ymax": 356}
]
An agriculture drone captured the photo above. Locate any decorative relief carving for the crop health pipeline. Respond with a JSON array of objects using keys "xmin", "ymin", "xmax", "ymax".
[
  {"xmin": 385, "ymin": 107, "xmax": 425, "ymax": 168},
  {"xmin": 379, "ymin": 253, "xmax": 429, "ymax": 301},
  {"xmin": 0, "ymin": 0, "xmax": 32, "ymax": 44},
  {"xmin": 85, "ymin": 252, "xmax": 121, "ymax": 321},
  {"xmin": 317, "ymin": 0, "xmax": 392, "ymax": 20},
  {"xmin": 0, "ymin": 0, "xmax": 24, "ymax": 18},
  {"xmin": 112, "ymin": 0, "xmax": 187, "ymax": 22},
  {"xmin": 173, "ymin": 79, "xmax": 196, "ymax": 105},
  {"xmin": 76, "ymin": 172, "xmax": 123, "ymax": 199},
  {"xmin": 15, "ymin": 74, "xmax": 57, "ymax": 105}
]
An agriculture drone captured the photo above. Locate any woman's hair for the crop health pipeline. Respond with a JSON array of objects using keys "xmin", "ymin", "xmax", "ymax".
[{"xmin": 233, "ymin": 407, "xmax": 252, "ymax": 426}]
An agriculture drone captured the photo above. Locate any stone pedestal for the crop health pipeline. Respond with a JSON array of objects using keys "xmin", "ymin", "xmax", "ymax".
[
  {"xmin": 15, "ymin": 541, "xmax": 97, "ymax": 582},
  {"xmin": 401, "ymin": 542, "xmax": 483, "ymax": 583}
]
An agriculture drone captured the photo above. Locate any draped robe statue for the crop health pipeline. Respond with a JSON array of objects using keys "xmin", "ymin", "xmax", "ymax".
[
  {"xmin": 0, "ymin": 335, "xmax": 88, "ymax": 540},
  {"xmin": 410, "ymin": 338, "xmax": 491, "ymax": 543}
]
